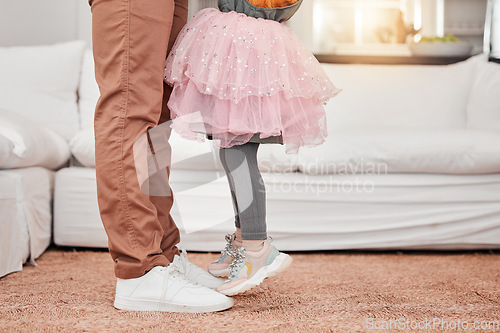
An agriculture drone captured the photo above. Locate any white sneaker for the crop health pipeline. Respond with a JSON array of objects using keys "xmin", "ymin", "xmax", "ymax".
[
  {"xmin": 173, "ymin": 249, "xmax": 226, "ymax": 289},
  {"xmin": 114, "ymin": 265, "xmax": 233, "ymax": 313}
]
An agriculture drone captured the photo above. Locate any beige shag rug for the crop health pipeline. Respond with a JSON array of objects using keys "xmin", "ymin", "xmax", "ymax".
[{"xmin": 0, "ymin": 248, "xmax": 499, "ymax": 332}]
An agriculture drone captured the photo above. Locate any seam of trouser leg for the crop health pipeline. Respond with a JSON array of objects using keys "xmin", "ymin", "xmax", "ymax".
[
  {"xmin": 91, "ymin": 0, "xmax": 181, "ymax": 278},
  {"xmin": 118, "ymin": 0, "xmax": 140, "ymax": 250}
]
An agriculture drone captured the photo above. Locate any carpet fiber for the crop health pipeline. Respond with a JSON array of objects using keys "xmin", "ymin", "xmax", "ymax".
[{"xmin": 0, "ymin": 249, "xmax": 499, "ymax": 332}]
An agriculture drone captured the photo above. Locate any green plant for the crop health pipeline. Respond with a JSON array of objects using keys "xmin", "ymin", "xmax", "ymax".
[{"xmin": 419, "ymin": 34, "xmax": 461, "ymax": 43}]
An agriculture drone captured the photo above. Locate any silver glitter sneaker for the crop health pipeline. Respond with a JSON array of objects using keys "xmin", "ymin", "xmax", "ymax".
[
  {"xmin": 216, "ymin": 239, "xmax": 292, "ymax": 296},
  {"xmin": 208, "ymin": 233, "xmax": 238, "ymax": 278}
]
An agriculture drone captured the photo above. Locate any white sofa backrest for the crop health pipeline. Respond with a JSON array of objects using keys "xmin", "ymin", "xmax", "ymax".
[
  {"xmin": 75, "ymin": 52, "xmax": 495, "ymax": 174},
  {"xmin": 0, "ymin": 41, "xmax": 85, "ymax": 141},
  {"xmin": 79, "ymin": 50, "xmax": 100, "ymax": 130},
  {"xmin": 0, "ymin": 0, "xmax": 92, "ymax": 48},
  {"xmin": 466, "ymin": 60, "xmax": 500, "ymax": 132},
  {"xmin": 322, "ymin": 56, "xmax": 478, "ymax": 132}
]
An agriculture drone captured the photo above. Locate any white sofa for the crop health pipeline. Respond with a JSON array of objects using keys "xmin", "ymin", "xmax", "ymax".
[
  {"xmin": 0, "ymin": 41, "xmax": 85, "ymax": 277},
  {"xmin": 55, "ymin": 48, "xmax": 500, "ymax": 251},
  {"xmin": 1, "ymin": 41, "xmax": 500, "ymax": 277}
]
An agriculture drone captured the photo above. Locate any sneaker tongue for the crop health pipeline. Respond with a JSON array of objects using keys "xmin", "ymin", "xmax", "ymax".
[
  {"xmin": 167, "ymin": 261, "xmax": 200, "ymax": 287},
  {"xmin": 171, "ymin": 254, "xmax": 187, "ymax": 274}
]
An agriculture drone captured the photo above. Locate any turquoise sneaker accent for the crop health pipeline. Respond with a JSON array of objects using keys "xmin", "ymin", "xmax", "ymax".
[
  {"xmin": 208, "ymin": 233, "xmax": 236, "ymax": 277},
  {"xmin": 227, "ymin": 247, "xmax": 247, "ymax": 280},
  {"xmin": 216, "ymin": 239, "xmax": 293, "ymax": 296},
  {"xmin": 265, "ymin": 247, "xmax": 280, "ymax": 266}
]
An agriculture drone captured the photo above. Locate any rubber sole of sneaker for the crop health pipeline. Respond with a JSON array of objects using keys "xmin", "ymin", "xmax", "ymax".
[
  {"xmin": 113, "ymin": 296, "xmax": 234, "ymax": 313},
  {"xmin": 208, "ymin": 268, "xmax": 230, "ymax": 278},
  {"xmin": 218, "ymin": 253, "xmax": 293, "ymax": 296}
]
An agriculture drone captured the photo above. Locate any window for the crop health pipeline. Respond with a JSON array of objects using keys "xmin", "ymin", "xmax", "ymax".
[
  {"xmin": 313, "ymin": 0, "xmax": 415, "ymax": 54},
  {"xmin": 310, "ymin": 0, "xmax": 487, "ymax": 55}
]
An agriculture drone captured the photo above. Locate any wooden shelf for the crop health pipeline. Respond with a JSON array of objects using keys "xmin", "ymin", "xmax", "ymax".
[
  {"xmin": 314, "ymin": 54, "xmax": 472, "ymax": 65},
  {"xmin": 444, "ymin": 28, "xmax": 484, "ymax": 36}
]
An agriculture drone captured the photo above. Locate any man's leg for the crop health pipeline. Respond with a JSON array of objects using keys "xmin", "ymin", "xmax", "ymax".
[
  {"xmin": 91, "ymin": 0, "xmax": 179, "ymax": 279},
  {"xmin": 90, "ymin": 0, "xmax": 233, "ymax": 312},
  {"xmin": 154, "ymin": 0, "xmax": 188, "ymax": 261}
]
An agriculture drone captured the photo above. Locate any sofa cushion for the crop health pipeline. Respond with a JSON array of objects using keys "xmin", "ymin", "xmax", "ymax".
[
  {"xmin": 0, "ymin": 111, "xmax": 70, "ymax": 170},
  {"xmin": 70, "ymin": 124, "xmax": 222, "ymax": 170},
  {"xmin": 70, "ymin": 127, "xmax": 95, "ymax": 167},
  {"xmin": 0, "ymin": 134, "xmax": 14, "ymax": 165},
  {"xmin": 0, "ymin": 41, "xmax": 85, "ymax": 141},
  {"xmin": 321, "ymin": 57, "xmax": 477, "ymax": 132},
  {"xmin": 69, "ymin": 122, "xmax": 300, "ymax": 173},
  {"xmin": 466, "ymin": 60, "xmax": 500, "ymax": 132},
  {"xmin": 79, "ymin": 50, "xmax": 100, "ymax": 130},
  {"xmin": 297, "ymin": 129, "xmax": 500, "ymax": 175}
]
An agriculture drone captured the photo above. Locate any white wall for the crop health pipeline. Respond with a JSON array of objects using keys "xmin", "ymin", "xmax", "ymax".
[
  {"xmin": 285, "ymin": 0, "xmax": 314, "ymax": 51},
  {"xmin": 0, "ymin": 0, "xmax": 92, "ymax": 47},
  {"xmin": 0, "ymin": 0, "xmax": 308, "ymax": 49},
  {"xmin": 0, "ymin": 0, "xmax": 492, "ymax": 54},
  {"xmin": 492, "ymin": 0, "xmax": 500, "ymax": 57},
  {"xmin": 77, "ymin": 0, "xmax": 93, "ymax": 47}
]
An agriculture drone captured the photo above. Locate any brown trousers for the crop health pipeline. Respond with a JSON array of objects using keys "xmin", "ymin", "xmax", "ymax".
[{"xmin": 89, "ymin": 0, "xmax": 188, "ymax": 279}]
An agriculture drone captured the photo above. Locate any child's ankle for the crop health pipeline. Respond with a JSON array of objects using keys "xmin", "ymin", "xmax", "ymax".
[
  {"xmin": 235, "ymin": 228, "xmax": 242, "ymax": 241},
  {"xmin": 241, "ymin": 239, "xmax": 265, "ymax": 252},
  {"xmin": 234, "ymin": 228, "xmax": 243, "ymax": 247}
]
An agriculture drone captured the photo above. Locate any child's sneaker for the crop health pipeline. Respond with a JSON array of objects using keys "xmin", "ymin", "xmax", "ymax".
[
  {"xmin": 216, "ymin": 240, "xmax": 292, "ymax": 296},
  {"xmin": 208, "ymin": 233, "xmax": 239, "ymax": 278}
]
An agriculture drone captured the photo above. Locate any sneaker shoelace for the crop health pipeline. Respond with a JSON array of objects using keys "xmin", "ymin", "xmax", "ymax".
[
  {"xmin": 228, "ymin": 247, "xmax": 246, "ymax": 280},
  {"xmin": 159, "ymin": 265, "xmax": 188, "ymax": 302},
  {"xmin": 176, "ymin": 248, "xmax": 189, "ymax": 275},
  {"xmin": 225, "ymin": 236, "xmax": 274, "ymax": 280},
  {"xmin": 220, "ymin": 233, "xmax": 236, "ymax": 261},
  {"xmin": 160, "ymin": 249, "xmax": 199, "ymax": 297},
  {"xmin": 175, "ymin": 248, "xmax": 201, "ymax": 283}
]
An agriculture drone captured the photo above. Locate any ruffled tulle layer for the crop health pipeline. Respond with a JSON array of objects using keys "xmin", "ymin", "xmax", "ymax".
[
  {"xmin": 164, "ymin": 8, "xmax": 340, "ymax": 104},
  {"xmin": 164, "ymin": 8, "xmax": 341, "ymax": 152},
  {"xmin": 168, "ymin": 80, "xmax": 328, "ymax": 153}
]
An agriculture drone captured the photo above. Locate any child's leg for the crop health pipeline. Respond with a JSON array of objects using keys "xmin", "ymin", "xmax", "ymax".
[
  {"xmin": 219, "ymin": 142, "xmax": 267, "ymax": 242},
  {"xmin": 208, "ymin": 142, "xmax": 264, "ymax": 277},
  {"xmin": 216, "ymin": 143, "xmax": 292, "ymax": 295}
]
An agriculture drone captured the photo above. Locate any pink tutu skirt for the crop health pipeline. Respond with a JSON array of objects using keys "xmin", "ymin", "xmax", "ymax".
[{"xmin": 164, "ymin": 8, "xmax": 341, "ymax": 153}]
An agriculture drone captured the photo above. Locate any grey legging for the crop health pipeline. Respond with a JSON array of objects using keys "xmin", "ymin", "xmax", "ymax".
[{"xmin": 219, "ymin": 142, "xmax": 267, "ymax": 240}]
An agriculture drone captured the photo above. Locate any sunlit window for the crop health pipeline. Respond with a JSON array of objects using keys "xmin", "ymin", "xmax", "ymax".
[{"xmin": 313, "ymin": 0, "xmax": 418, "ymax": 54}]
